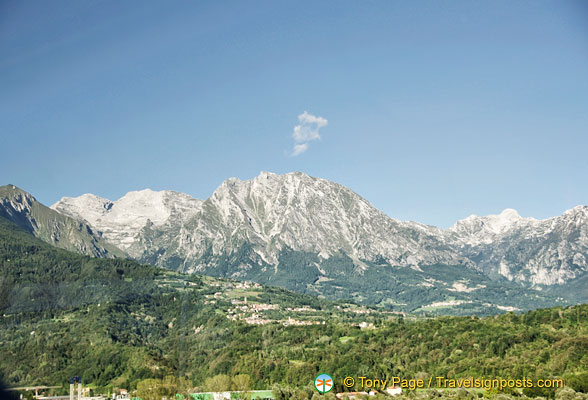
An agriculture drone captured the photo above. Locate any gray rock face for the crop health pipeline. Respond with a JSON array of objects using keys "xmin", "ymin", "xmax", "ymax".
[
  {"xmin": 52, "ymin": 172, "xmax": 468, "ymax": 270},
  {"xmin": 446, "ymin": 207, "xmax": 588, "ymax": 285},
  {"xmin": 50, "ymin": 172, "xmax": 588, "ymax": 289},
  {"xmin": 52, "ymin": 189, "xmax": 202, "ymax": 259}
]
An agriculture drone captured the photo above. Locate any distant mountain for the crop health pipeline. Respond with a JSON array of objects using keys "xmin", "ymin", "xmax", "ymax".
[
  {"xmin": 0, "ymin": 185, "xmax": 123, "ymax": 258},
  {"xmin": 53, "ymin": 172, "xmax": 466, "ymax": 267},
  {"xmin": 447, "ymin": 207, "xmax": 588, "ymax": 286},
  {"xmin": 49, "ymin": 172, "xmax": 588, "ymax": 313},
  {"xmin": 52, "ymin": 189, "xmax": 202, "ymax": 258}
]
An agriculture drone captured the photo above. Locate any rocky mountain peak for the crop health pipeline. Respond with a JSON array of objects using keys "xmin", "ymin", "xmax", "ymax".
[{"xmin": 0, "ymin": 184, "xmax": 36, "ymax": 209}]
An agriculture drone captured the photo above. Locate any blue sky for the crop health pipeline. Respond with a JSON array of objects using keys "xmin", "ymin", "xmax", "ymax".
[{"xmin": 1, "ymin": 1, "xmax": 587, "ymax": 227}]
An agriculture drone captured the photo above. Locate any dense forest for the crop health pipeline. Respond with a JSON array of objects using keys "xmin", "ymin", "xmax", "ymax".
[{"xmin": 0, "ymin": 216, "xmax": 587, "ymax": 399}]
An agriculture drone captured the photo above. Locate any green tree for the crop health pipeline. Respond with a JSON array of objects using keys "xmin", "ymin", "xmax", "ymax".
[
  {"xmin": 136, "ymin": 378, "xmax": 163, "ymax": 400},
  {"xmin": 203, "ymin": 374, "xmax": 232, "ymax": 392},
  {"xmin": 232, "ymin": 374, "xmax": 251, "ymax": 392}
]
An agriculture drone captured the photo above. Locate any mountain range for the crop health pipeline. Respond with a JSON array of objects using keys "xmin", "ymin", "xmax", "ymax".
[{"xmin": 2, "ymin": 172, "xmax": 587, "ymax": 314}]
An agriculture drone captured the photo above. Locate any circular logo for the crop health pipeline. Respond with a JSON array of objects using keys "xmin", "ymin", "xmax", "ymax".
[{"xmin": 314, "ymin": 373, "xmax": 334, "ymax": 393}]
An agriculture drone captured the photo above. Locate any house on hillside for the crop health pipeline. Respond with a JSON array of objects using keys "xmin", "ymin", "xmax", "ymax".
[
  {"xmin": 386, "ymin": 386, "xmax": 402, "ymax": 396},
  {"xmin": 335, "ymin": 391, "xmax": 378, "ymax": 399}
]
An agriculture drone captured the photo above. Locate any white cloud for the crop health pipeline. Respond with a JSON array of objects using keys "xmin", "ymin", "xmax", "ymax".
[
  {"xmin": 292, "ymin": 143, "xmax": 309, "ymax": 156},
  {"xmin": 290, "ymin": 111, "xmax": 328, "ymax": 156}
]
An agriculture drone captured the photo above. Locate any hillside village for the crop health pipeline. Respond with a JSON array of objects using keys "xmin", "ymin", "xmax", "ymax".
[{"xmin": 200, "ymin": 278, "xmax": 400, "ymax": 327}]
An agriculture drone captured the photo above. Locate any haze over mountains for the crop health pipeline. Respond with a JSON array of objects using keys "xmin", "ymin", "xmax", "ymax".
[{"xmin": 2, "ymin": 171, "xmax": 587, "ymax": 314}]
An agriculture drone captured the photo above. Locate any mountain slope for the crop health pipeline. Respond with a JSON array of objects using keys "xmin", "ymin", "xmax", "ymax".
[
  {"xmin": 167, "ymin": 171, "xmax": 468, "ymax": 268},
  {"xmin": 50, "ymin": 172, "xmax": 588, "ymax": 313},
  {"xmin": 0, "ymin": 185, "xmax": 123, "ymax": 258},
  {"xmin": 447, "ymin": 207, "xmax": 588, "ymax": 286},
  {"xmin": 53, "ymin": 172, "xmax": 468, "ymax": 268},
  {"xmin": 51, "ymin": 172, "xmax": 588, "ymax": 291},
  {"xmin": 52, "ymin": 189, "xmax": 202, "ymax": 258}
]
